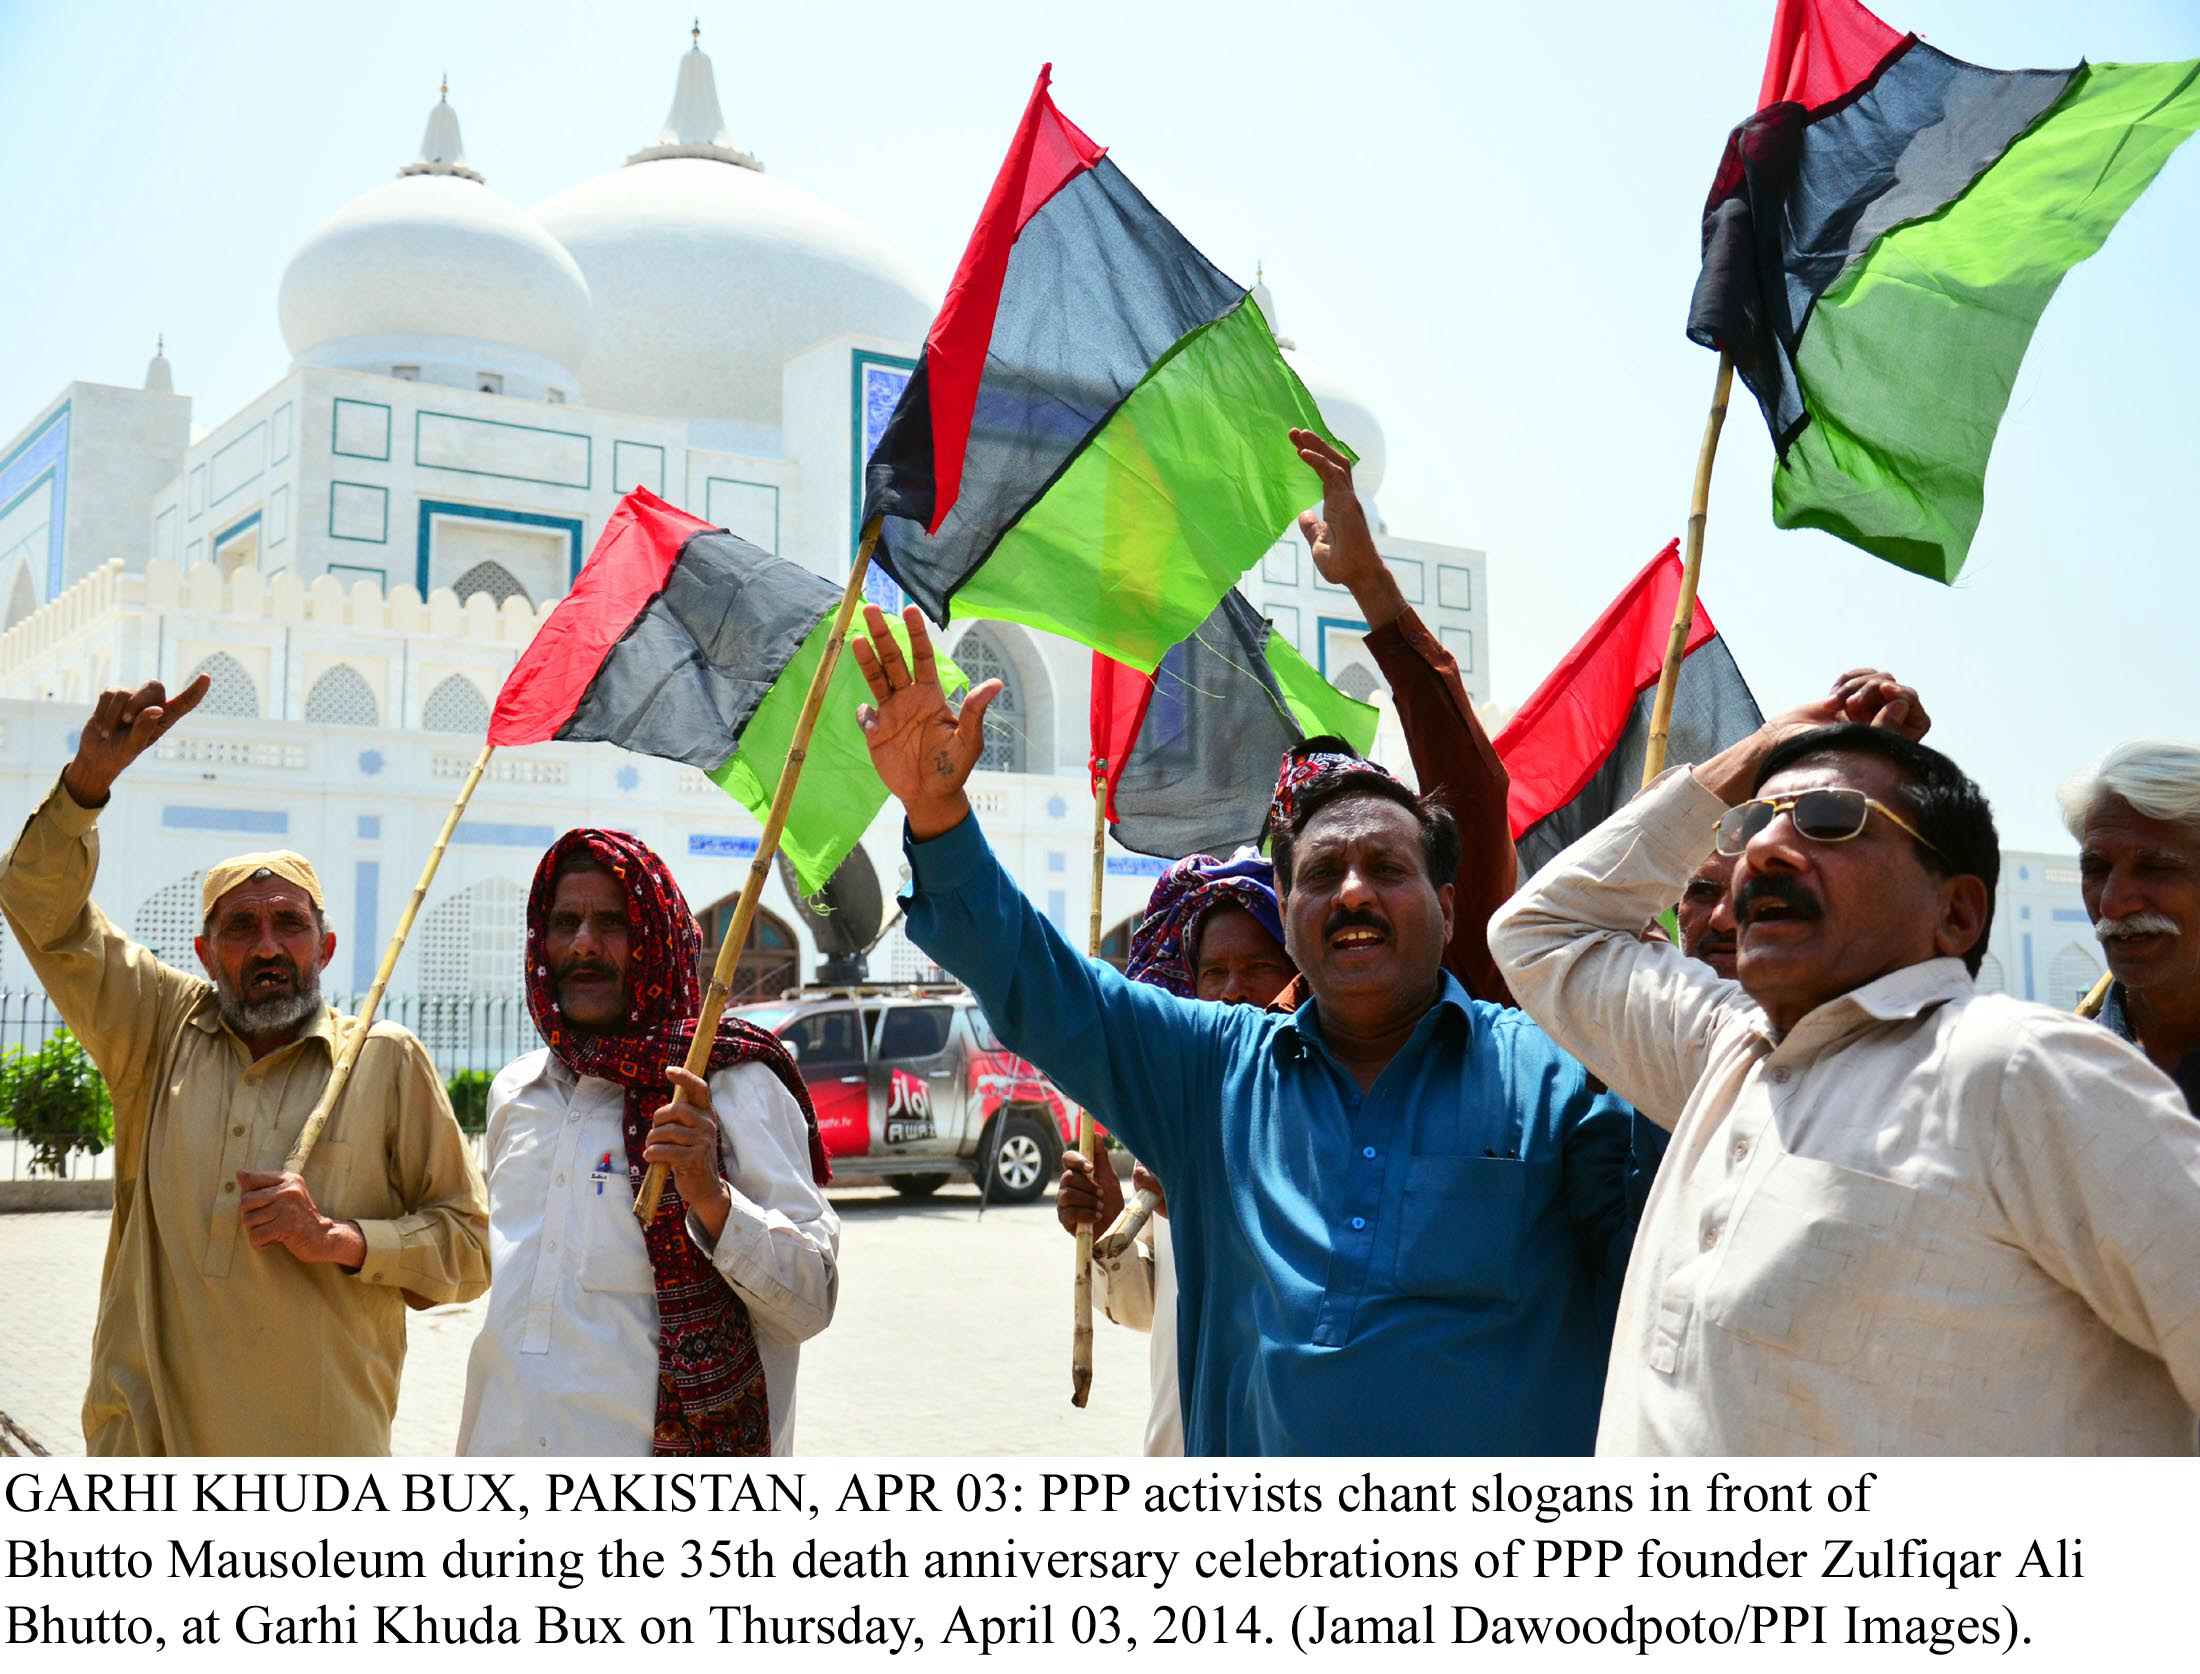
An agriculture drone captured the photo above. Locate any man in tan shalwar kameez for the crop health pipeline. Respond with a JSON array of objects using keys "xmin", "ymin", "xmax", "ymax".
[{"xmin": 0, "ymin": 675, "xmax": 489, "ymax": 1455}]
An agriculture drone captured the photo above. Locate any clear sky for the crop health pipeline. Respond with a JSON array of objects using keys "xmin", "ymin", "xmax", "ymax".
[{"xmin": 2, "ymin": 0, "xmax": 2194, "ymax": 849}]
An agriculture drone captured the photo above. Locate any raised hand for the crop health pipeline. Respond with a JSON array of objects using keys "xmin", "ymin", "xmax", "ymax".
[
  {"xmin": 1827, "ymin": 668, "xmax": 1931, "ymax": 741},
  {"xmin": 63, "ymin": 675, "xmax": 211, "ymax": 807},
  {"xmin": 1292, "ymin": 428, "xmax": 1404, "ymax": 630},
  {"xmin": 850, "ymin": 604, "xmax": 1002, "ymax": 840}
]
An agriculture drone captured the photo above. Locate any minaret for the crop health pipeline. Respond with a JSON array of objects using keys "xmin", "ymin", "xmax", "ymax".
[
  {"xmin": 143, "ymin": 333, "xmax": 175, "ymax": 393},
  {"xmin": 399, "ymin": 76, "xmax": 485, "ymax": 181},
  {"xmin": 627, "ymin": 21, "xmax": 760, "ymax": 168}
]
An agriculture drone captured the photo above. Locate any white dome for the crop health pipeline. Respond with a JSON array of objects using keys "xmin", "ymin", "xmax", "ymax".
[
  {"xmin": 1285, "ymin": 347, "xmax": 1387, "ymax": 500},
  {"xmin": 1254, "ymin": 276, "xmax": 1387, "ymax": 499},
  {"xmin": 533, "ymin": 43, "xmax": 933, "ymax": 437},
  {"xmin": 279, "ymin": 93, "xmax": 592, "ymax": 396}
]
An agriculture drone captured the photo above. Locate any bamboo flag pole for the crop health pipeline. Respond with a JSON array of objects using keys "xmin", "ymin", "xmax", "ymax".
[
  {"xmin": 2076, "ymin": 969, "xmax": 2113, "ymax": 1019},
  {"xmin": 1639, "ymin": 351, "xmax": 1736, "ymax": 789},
  {"xmin": 1094, "ymin": 1188, "xmax": 1160, "ymax": 1261},
  {"xmin": 1070, "ymin": 763, "xmax": 1108, "ymax": 1408},
  {"xmin": 286, "ymin": 742, "xmax": 497, "ymax": 1172},
  {"xmin": 634, "ymin": 518, "xmax": 885, "ymax": 1223}
]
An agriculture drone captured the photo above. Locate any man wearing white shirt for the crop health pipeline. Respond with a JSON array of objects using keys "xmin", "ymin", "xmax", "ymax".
[
  {"xmin": 460, "ymin": 829, "xmax": 838, "ymax": 1456},
  {"xmin": 1492, "ymin": 672, "xmax": 2200, "ymax": 1455}
]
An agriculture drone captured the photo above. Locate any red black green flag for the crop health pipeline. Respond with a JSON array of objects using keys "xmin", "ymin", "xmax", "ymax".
[
  {"xmin": 490, "ymin": 488, "xmax": 960, "ymax": 893},
  {"xmin": 1089, "ymin": 590, "xmax": 1375, "ymax": 859},
  {"xmin": 861, "ymin": 66, "xmax": 1347, "ymax": 672},
  {"xmin": 1495, "ymin": 543, "xmax": 1761, "ymax": 878},
  {"xmin": 1690, "ymin": 0, "xmax": 2200, "ymax": 581}
]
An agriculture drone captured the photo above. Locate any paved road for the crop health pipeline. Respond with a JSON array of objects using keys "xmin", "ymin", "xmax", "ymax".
[{"xmin": 0, "ymin": 1184, "xmax": 1156, "ymax": 1456}]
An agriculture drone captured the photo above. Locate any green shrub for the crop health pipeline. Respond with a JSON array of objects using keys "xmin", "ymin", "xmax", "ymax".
[
  {"xmin": 0, "ymin": 1030, "xmax": 114, "ymax": 1177},
  {"xmin": 445, "ymin": 1069, "xmax": 495, "ymax": 1133}
]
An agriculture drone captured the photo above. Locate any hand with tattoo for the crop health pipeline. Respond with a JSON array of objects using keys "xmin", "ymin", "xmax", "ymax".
[{"xmin": 851, "ymin": 603, "xmax": 1004, "ymax": 841}]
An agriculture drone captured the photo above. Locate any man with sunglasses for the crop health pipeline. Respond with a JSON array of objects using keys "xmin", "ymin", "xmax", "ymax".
[{"xmin": 1492, "ymin": 673, "xmax": 2200, "ymax": 1454}]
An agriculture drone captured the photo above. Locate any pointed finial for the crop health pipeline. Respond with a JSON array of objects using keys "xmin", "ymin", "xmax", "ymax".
[
  {"xmin": 440, "ymin": 73, "xmax": 448, "ymax": 102},
  {"xmin": 1256, "ymin": 259, "xmax": 1264, "ymax": 284},
  {"xmin": 156, "ymin": 332, "xmax": 165, "ymax": 356},
  {"xmin": 693, "ymin": 18, "xmax": 701, "ymax": 47}
]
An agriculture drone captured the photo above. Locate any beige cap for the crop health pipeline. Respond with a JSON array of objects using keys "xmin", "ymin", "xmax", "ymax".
[{"xmin": 200, "ymin": 850, "xmax": 327, "ymax": 919}]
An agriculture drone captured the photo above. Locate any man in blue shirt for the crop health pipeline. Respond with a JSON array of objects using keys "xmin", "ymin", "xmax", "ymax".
[{"xmin": 850, "ymin": 604, "xmax": 1635, "ymax": 1455}]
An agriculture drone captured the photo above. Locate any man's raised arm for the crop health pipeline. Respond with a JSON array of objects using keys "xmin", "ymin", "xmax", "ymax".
[
  {"xmin": 0, "ymin": 677, "xmax": 211, "ymax": 1121},
  {"xmin": 1489, "ymin": 670, "xmax": 1927, "ymax": 1123},
  {"xmin": 1295, "ymin": 428, "xmax": 1515, "ymax": 1004},
  {"xmin": 851, "ymin": 605, "xmax": 1234, "ymax": 1181}
]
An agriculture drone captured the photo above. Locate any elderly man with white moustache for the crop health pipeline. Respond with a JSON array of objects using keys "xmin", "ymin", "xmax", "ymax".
[{"xmin": 2061, "ymin": 741, "xmax": 2200, "ymax": 1114}]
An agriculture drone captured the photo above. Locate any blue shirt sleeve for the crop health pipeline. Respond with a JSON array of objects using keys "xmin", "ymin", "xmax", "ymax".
[
  {"xmin": 901, "ymin": 814, "xmax": 1238, "ymax": 1188},
  {"xmin": 1545, "ymin": 1053, "xmax": 1641, "ymax": 1295}
]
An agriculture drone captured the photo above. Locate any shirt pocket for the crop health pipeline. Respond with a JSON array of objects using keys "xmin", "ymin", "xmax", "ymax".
[
  {"xmin": 1391, "ymin": 1155, "xmax": 1527, "ymax": 1305},
  {"xmin": 579, "ymin": 1171, "xmax": 659, "ymax": 1295},
  {"xmin": 304, "ymin": 1139, "xmax": 363, "ymax": 1218},
  {"xmin": 1700, "ymin": 1151, "xmax": 1917, "ymax": 1362}
]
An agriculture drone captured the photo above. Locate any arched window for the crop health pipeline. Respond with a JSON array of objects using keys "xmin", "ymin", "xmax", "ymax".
[
  {"xmin": 1334, "ymin": 663, "xmax": 1379, "ymax": 704},
  {"xmin": 416, "ymin": 877, "xmax": 530, "ymax": 1069},
  {"xmin": 1098, "ymin": 914, "xmax": 1139, "ymax": 971},
  {"xmin": 132, "ymin": 869, "xmax": 209, "ymax": 969},
  {"xmin": 186, "ymin": 652, "xmax": 259, "ymax": 719},
  {"xmin": 953, "ymin": 626, "xmax": 1025, "ymax": 773},
  {"xmin": 449, "ymin": 561, "xmax": 530, "ymax": 608},
  {"xmin": 1973, "ymin": 951, "xmax": 2006, "ymax": 996},
  {"xmin": 303, "ymin": 664, "xmax": 380, "ymax": 728},
  {"xmin": 422, "ymin": 674, "xmax": 491, "ymax": 735},
  {"xmin": 2047, "ymin": 942, "xmax": 2102, "ymax": 1010},
  {"xmin": 694, "ymin": 896, "xmax": 802, "ymax": 1001},
  {"xmin": 3, "ymin": 563, "xmax": 34, "ymax": 630}
]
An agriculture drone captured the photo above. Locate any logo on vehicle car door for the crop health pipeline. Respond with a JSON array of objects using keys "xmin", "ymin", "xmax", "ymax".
[{"xmin": 884, "ymin": 1067, "xmax": 936, "ymax": 1145}]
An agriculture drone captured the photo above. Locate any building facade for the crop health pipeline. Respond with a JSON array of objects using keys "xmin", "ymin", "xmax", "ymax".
[{"xmin": 0, "ymin": 37, "xmax": 1489, "ymax": 1033}]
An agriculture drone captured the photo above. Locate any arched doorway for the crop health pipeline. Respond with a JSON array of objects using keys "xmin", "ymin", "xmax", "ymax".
[
  {"xmin": 694, "ymin": 898, "xmax": 801, "ymax": 1001},
  {"xmin": 1098, "ymin": 913, "xmax": 1139, "ymax": 971}
]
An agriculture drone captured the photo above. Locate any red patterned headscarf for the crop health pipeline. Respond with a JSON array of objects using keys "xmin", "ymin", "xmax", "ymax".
[
  {"xmin": 1265, "ymin": 736, "xmax": 1408, "ymax": 843},
  {"xmin": 524, "ymin": 828, "xmax": 827, "ymax": 1456}
]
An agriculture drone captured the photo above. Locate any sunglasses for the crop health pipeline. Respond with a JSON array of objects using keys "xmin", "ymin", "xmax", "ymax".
[{"xmin": 1712, "ymin": 787, "xmax": 1944, "ymax": 859}]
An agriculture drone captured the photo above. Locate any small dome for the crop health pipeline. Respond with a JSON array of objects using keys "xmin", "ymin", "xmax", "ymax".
[
  {"xmin": 533, "ymin": 34, "xmax": 932, "ymax": 437},
  {"xmin": 279, "ymin": 89, "xmax": 591, "ymax": 397},
  {"xmin": 1254, "ymin": 273, "xmax": 1387, "ymax": 498}
]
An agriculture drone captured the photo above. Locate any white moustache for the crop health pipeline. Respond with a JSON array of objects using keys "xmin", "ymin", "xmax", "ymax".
[{"xmin": 2097, "ymin": 911, "xmax": 2181, "ymax": 943}]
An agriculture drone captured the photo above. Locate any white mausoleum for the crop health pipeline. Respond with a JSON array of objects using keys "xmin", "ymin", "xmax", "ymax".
[{"xmin": 0, "ymin": 35, "xmax": 1491, "ymax": 1041}]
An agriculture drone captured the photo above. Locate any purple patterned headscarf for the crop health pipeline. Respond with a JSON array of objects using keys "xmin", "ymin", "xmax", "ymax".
[{"xmin": 1124, "ymin": 849, "xmax": 1288, "ymax": 998}]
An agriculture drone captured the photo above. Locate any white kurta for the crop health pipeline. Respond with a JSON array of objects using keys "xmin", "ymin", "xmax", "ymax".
[
  {"xmin": 1092, "ymin": 1215, "xmax": 1184, "ymax": 1457},
  {"xmin": 458, "ymin": 1050, "xmax": 839, "ymax": 1456},
  {"xmin": 1492, "ymin": 767, "xmax": 2200, "ymax": 1456}
]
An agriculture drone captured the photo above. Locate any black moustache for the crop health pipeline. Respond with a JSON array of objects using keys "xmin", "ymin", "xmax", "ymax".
[
  {"xmin": 559, "ymin": 964, "xmax": 615, "ymax": 981},
  {"xmin": 1735, "ymin": 877, "xmax": 1822, "ymax": 924},
  {"xmin": 1323, "ymin": 910, "xmax": 1389, "ymax": 940}
]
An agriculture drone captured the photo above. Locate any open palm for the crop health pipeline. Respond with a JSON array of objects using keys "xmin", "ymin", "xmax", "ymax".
[{"xmin": 851, "ymin": 603, "xmax": 1002, "ymax": 830}]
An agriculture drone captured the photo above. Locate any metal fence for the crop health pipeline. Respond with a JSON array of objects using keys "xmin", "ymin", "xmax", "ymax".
[{"xmin": 0, "ymin": 988, "xmax": 539, "ymax": 1180}]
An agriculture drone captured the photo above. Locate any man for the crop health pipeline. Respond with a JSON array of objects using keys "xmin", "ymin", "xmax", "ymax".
[
  {"xmin": 458, "ymin": 829, "xmax": 838, "ymax": 1456},
  {"xmin": 1054, "ymin": 425, "xmax": 1531, "ymax": 1450},
  {"xmin": 2059, "ymin": 740, "xmax": 2200, "ymax": 1111},
  {"xmin": 0, "ymin": 677, "xmax": 489, "ymax": 1455},
  {"xmin": 853, "ymin": 602, "xmax": 1636, "ymax": 1456},
  {"xmin": 1673, "ymin": 852, "xmax": 1739, "ymax": 980},
  {"xmin": 1058, "ymin": 850, "xmax": 1295, "ymax": 1457},
  {"xmin": 1491, "ymin": 674, "xmax": 2200, "ymax": 1454}
]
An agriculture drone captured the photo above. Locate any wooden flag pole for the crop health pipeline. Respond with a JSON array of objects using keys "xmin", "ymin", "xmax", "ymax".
[
  {"xmin": 286, "ymin": 742, "xmax": 497, "ymax": 1172},
  {"xmin": 1640, "ymin": 351, "xmax": 1735, "ymax": 789},
  {"xmin": 2076, "ymin": 969, "xmax": 2113, "ymax": 1019},
  {"xmin": 634, "ymin": 518, "xmax": 885, "ymax": 1223},
  {"xmin": 1070, "ymin": 763, "xmax": 1108, "ymax": 1407}
]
